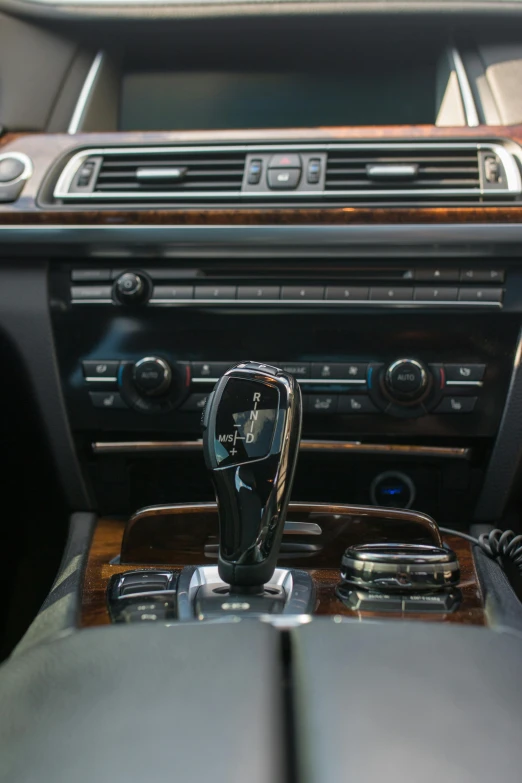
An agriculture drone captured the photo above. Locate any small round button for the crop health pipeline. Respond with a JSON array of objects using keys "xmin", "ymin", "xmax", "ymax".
[
  {"xmin": 370, "ymin": 471, "xmax": 416, "ymax": 509},
  {"xmin": 133, "ymin": 357, "xmax": 172, "ymax": 397},
  {"xmin": 0, "ymin": 156, "xmax": 26, "ymax": 183},
  {"xmin": 385, "ymin": 359, "xmax": 429, "ymax": 402},
  {"xmin": 114, "ymin": 272, "xmax": 148, "ymax": 304}
]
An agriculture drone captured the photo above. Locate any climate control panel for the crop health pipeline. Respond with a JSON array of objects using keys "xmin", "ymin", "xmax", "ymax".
[{"xmin": 81, "ymin": 357, "xmax": 485, "ymax": 419}]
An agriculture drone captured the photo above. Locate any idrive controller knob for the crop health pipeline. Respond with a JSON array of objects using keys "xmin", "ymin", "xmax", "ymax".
[{"xmin": 201, "ymin": 362, "xmax": 302, "ymax": 588}]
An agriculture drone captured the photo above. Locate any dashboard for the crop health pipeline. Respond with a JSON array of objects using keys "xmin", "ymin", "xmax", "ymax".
[
  {"xmin": 1, "ymin": 0, "xmax": 522, "ymax": 599},
  {"xmin": 4, "ymin": 4, "xmax": 522, "ymax": 782}
]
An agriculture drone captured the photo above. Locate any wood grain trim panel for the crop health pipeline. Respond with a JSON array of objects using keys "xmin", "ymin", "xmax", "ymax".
[
  {"xmin": 1, "ymin": 125, "xmax": 522, "ymax": 226},
  {"xmin": 81, "ymin": 514, "xmax": 484, "ymax": 627},
  {"xmin": 4, "ymin": 206, "xmax": 522, "ymax": 226},
  {"xmin": 0, "ymin": 134, "xmax": 23, "ymax": 149}
]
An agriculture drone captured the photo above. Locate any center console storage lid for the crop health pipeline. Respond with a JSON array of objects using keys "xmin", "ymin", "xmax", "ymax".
[
  {"xmin": 0, "ymin": 623, "xmax": 284, "ymax": 783},
  {"xmin": 291, "ymin": 620, "xmax": 522, "ymax": 783}
]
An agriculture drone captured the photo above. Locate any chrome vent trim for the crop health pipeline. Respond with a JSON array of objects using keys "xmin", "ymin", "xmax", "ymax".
[
  {"xmin": 449, "ymin": 46, "xmax": 480, "ymax": 128},
  {"xmin": 53, "ymin": 141, "xmax": 522, "ymax": 201}
]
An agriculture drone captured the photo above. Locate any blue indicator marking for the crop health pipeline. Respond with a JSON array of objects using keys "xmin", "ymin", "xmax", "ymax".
[
  {"xmin": 118, "ymin": 364, "xmax": 125, "ymax": 386},
  {"xmin": 381, "ymin": 487, "xmax": 403, "ymax": 496},
  {"xmin": 367, "ymin": 367, "xmax": 373, "ymax": 389}
]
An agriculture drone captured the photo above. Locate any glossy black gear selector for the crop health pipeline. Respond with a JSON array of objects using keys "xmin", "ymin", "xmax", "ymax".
[
  {"xmin": 213, "ymin": 378, "xmax": 279, "ymax": 467},
  {"xmin": 202, "ymin": 361, "xmax": 302, "ymax": 588}
]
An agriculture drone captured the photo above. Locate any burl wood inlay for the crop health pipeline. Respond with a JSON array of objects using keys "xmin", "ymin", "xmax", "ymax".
[
  {"xmin": 2, "ymin": 124, "xmax": 522, "ymax": 226},
  {"xmin": 81, "ymin": 507, "xmax": 484, "ymax": 627}
]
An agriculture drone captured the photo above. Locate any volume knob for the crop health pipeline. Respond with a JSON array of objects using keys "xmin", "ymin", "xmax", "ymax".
[
  {"xmin": 384, "ymin": 359, "xmax": 430, "ymax": 403},
  {"xmin": 133, "ymin": 357, "xmax": 172, "ymax": 397},
  {"xmin": 114, "ymin": 272, "xmax": 149, "ymax": 304}
]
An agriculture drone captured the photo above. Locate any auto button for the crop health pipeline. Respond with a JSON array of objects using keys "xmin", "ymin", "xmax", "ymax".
[{"xmin": 384, "ymin": 359, "xmax": 429, "ymax": 403}]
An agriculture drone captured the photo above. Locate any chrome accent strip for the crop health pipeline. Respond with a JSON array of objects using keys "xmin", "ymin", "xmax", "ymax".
[
  {"xmin": 366, "ymin": 164, "xmax": 418, "ymax": 178},
  {"xmin": 92, "ymin": 440, "xmax": 471, "ymax": 459},
  {"xmin": 177, "ymin": 565, "xmax": 315, "ymax": 621},
  {"xmin": 84, "ymin": 376, "xmax": 117, "ymax": 382},
  {"xmin": 77, "ymin": 299, "xmax": 503, "ymax": 308},
  {"xmin": 446, "ymin": 380, "xmax": 484, "ymax": 387},
  {"xmin": 0, "ymin": 152, "xmax": 33, "ymax": 187},
  {"xmin": 71, "ymin": 299, "xmax": 113, "ymax": 303},
  {"xmin": 450, "ymin": 46, "xmax": 480, "ymax": 128},
  {"xmin": 192, "ymin": 377, "xmax": 367, "ymax": 385},
  {"xmin": 136, "ymin": 167, "xmax": 187, "ymax": 181},
  {"xmin": 67, "ymin": 51, "xmax": 105, "ymax": 135},
  {"xmin": 284, "ymin": 521, "xmax": 322, "ymax": 536},
  {"xmin": 53, "ymin": 141, "xmax": 519, "ymax": 200},
  {"xmin": 1, "ymin": 223, "xmax": 522, "ymax": 246},
  {"xmin": 146, "ymin": 299, "xmax": 502, "ymax": 308}
]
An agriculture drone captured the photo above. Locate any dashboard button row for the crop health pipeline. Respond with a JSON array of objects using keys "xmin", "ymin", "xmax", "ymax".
[
  {"xmin": 70, "ymin": 282, "xmax": 503, "ymax": 305},
  {"xmin": 89, "ymin": 389, "xmax": 477, "ymax": 415},
  {"xmin": 181, "ymin": 393, "xmax": 379, "ymax": 415},
  {"xmin": 190, "ymin": 361, "xmax": 369, "ymax": 382},
  {"xmin": 70, "ymin": 267, "xmax": 505, "ymax": 285},
  {"xmin": 148, "ymin": 285, "xmax": 503, "ymax": 303},
  {"xmin": 414, "ymin": 268, "xmax": 505, "ymax": 283}
]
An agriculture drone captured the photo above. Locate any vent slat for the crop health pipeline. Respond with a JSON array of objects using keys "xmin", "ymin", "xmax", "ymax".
[
  {"xmin": 97, "ymin": 170, "xmax": 244, "ymax": 180},
  {"xmin": 327, "ymin": 156, "xmax": 478, "ymax": 165},
  {"xmin": 93, "ymin": 150, "xmax": 246, "ymax": 197},
  {"xmin": 325, "ymin": 148, "xmax": 480, "ymax": 194},
  {"xmin": 325, "ymin": 180, "xmax": 480, "ymax": 189},
  {"xmin": 95, "ymin": 182, "xmax": 241, "ymax": 191},
  {"xmin": 326, "ymin": 166, "xmax": 479, "ymax": 175},
  {"xmin": 100, "ymin": 157, "xmax": 245, "ymax": 168}
]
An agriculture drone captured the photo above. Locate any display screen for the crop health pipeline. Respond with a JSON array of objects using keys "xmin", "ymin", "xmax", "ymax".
[{"xmin": 119, "ymin": 69, "xmax": 436, "ymax": 131}]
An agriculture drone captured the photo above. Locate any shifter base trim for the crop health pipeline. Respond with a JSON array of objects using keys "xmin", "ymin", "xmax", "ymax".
[{"xmin": 177, "ymin": 566, "xmax": 316, "ymax": 621}]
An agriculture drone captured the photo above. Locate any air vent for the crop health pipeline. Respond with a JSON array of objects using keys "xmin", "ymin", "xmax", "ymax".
[
  {"xmin": 326, "ymin": 147, "xmax": 481, "ymax": 195},
  {"xmin": 56, "ymin": 146, "xmax": 247, "ymax": 201},
  {"xmin": 53, "ymin": 141, "xmax": 521, "ymax": 204}
]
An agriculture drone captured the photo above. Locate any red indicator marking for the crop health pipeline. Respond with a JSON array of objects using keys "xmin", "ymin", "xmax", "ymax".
[
  {"xmin": 185, "ymin": 364, "xmax": 191, "ymax": 387},
  {"xmin": 440, "ymin": 367, "xmax": 445, "ymax": 390}
]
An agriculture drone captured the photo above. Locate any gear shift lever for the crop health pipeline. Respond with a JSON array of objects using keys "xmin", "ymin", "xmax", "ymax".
[{"xmin": 201, "ymin": 361, "xmax": 302, "ymax": 590}]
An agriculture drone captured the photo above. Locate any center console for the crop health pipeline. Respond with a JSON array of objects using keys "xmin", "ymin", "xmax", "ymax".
[{"xmin": 50, "ymin": 256, "xmax": 521, "ymax": 522}]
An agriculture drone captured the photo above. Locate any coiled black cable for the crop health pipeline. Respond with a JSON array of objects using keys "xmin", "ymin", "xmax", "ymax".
[{"xmin": 440, "ymin": 527, "xmax": 522, "ymax": 575}]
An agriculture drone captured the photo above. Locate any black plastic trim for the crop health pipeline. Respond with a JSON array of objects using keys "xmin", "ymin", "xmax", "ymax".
[
  {"xmin": 475, "ymin": 327, "xmax": 522, "ymax": 521},
  {"xmin": 0, "ymin": 264, "xmax": 92, "ymax": 508}
]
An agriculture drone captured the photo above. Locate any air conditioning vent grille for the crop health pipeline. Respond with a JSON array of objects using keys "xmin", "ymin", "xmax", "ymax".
[
  {"xmin": 53, "ymin": 141, "xmax": 521, "ymax": 204},
  {"xmin": 325, "ymin": 149, "xmax": 480, "ymax": 192},
  {"xmin": 95, "ymin": 151, "xmax": 246, "ymax": 193}
]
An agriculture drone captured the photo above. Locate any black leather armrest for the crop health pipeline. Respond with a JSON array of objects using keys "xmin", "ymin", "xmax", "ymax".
[
  {"xmin": 0, "ymin": 623, "xmax": 285, "ymax": 783},
  {"xmin": 292, "ymin": 620, "xmax": 522, "ymax": 783}
]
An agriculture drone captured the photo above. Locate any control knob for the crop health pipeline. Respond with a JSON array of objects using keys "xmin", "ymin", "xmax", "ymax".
[
  {"xmin": 133, "ymin": 357, "xmax": 172, "ymax": 397},
  {"xmin": 114, "ymin": 272, "xmax": 149, "ymax": 304},
  {"xmin": 384, "ymin": 358, "xmax": 430, "ymax": 404}
]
